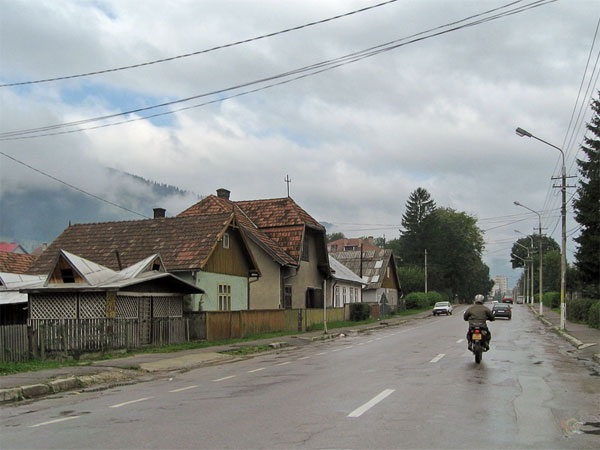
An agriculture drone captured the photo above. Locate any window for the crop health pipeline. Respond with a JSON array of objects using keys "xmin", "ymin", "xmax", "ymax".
[
  {"xmin": 218, "ymin": 283, "xmax": 231, "ymax": 310},
  {"xmin": 335, "ymin": 286, "xmax": 340, "ymax": 307},
  {"xmin": 302, "ymin": 236, "xmax": 309, "ymax": 261},
  {"xmin": 387, "ymin": 267, "xmax": 390, "ymax": 278},
  {"xmin": 284, "ymin": 285, "xmax": 292, "ymax": 309},
  {"xmin": 223, "ymin": 233, "xmax": 230, "ymax": 249},
  {"xmin": 350, "ymin": 287, "xmax": 354, "ymax": 303},
  {"xmin": 61, "ymin": 268, "xmax": 75, "ymax": 283},
  {"xmin": 342, "ymin": 287, "xmax": 347, "ymax": 304}
]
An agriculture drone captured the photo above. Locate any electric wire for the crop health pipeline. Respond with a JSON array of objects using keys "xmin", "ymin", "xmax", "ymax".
[
  {"xmin": 0, "ymin": 0, "xmax": 554, "ymax": 141},
  {"xmin": 0, "ymin": 0, "xmax": 400, "ymax": 88},
  {"xmin": 0, "ymin": 151, "xmax": 150, "ymax": 219}
]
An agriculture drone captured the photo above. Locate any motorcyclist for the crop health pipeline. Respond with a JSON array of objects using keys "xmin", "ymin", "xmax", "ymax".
[{"xmin": 464, "ymin": 294, "xmax": 494, "ymax": 351}]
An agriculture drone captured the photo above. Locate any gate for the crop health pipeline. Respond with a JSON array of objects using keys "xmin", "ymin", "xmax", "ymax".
[{"xmin": 139, "ymin": 297, "xmax": 151, "ymax": 345}]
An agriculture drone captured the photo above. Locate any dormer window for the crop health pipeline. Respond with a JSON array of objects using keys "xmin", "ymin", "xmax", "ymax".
[
  {"xmin": 223, "ymin": 233, "xmax": 230, "ymax": 249},
  {"xmin": 61, "ymin": 268, "xmax": 75, "ymax": 283},
  {"xmin": 152, "ymin": 263, "xmax": 161, "ymax": 271}
]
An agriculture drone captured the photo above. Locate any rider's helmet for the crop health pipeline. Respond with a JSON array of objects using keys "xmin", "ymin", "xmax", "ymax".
[{"xmin": 474, "ymin": 294, "xmax": 485, "ymax": 304}]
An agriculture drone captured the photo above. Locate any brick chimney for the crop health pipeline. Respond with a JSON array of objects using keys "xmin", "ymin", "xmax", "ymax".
[
  {"xmin": 153, "ymin": 208, "xmax": 166, "ymax": 219},
  {"xmin": 216, "ymin": 188, "xmax": 230, "ymax": 200}
]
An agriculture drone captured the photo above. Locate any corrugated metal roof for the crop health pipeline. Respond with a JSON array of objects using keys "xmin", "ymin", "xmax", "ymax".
[{"xmin": 329, "ymin": 256, "xmax": 364, "ymax": 284}]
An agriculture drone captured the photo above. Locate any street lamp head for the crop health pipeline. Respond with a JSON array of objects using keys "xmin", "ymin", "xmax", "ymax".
[
  {"xmin": 515, "ymin": 127, "xmax": 532, "ymax": 138},
  {"xmin": 513, "ymin": 201, "xmax": 521, "ymax": 206}
]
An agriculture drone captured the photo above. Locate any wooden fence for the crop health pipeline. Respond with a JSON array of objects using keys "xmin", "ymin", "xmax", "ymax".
[
  {"xmin": 1, "ymin": 308, "xmax": 348, "ymax": 362},
  {"xmin": 0, "ymin": 324, "xmax": 28, "ymax": 363}
]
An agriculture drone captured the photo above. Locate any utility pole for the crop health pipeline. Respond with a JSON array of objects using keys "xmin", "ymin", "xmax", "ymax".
[{"xmin": 424, "ymin": 249, "xmax": 428, "ymax": 294}]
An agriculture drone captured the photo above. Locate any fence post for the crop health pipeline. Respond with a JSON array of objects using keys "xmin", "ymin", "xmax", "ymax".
[
  {"xmin": 39, "ymin": 322, "xmax": 46, "ymax": 360},
  {"xmin": 60, "ymin": 323, "xmax": 67, "ymax": 360},
  {"xmin": 125, "ymin": 320, "xmax": 130, "ymax": 352}
]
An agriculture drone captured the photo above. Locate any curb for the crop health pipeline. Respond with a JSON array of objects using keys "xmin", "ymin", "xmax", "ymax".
[
  {"xmin": 528, "ymin": 305, "xmax": 592, "ymax": 351},
  {"xmin": 0, "ymin": 370, "xmax": 135, "ymax": 404}
]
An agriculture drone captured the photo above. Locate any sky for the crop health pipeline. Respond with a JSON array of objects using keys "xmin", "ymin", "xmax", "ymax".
[{"xmin": 1, "ymin": 0, "xmax": 599, "ymax": 289}]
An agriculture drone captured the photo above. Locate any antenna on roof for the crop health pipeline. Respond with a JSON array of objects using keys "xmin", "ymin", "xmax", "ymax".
[{"xmin": 284, "ymin": 174, "xmax": 292, "ymax": 197}]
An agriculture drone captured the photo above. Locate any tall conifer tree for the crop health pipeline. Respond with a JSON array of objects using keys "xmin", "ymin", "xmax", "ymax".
[{"xmin": 573, "ymin": 92, "xmax": 600, "ymax": 296}]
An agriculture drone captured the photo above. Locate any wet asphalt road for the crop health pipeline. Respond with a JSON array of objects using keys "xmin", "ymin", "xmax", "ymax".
[{"xmin": 1, "ymin": 304, "xmax": 598, "ymax": 449}]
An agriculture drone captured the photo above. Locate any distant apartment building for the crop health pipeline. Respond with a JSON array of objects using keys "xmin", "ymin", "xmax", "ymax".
[{"xmin": 492, "ymin": 275, "xmax": 508, "ymax": 296}]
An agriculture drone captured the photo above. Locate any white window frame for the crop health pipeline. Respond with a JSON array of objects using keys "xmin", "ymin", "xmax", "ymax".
[
  {"xmin": 223, "ymin": 233, "xmax": 230, "ymax": 249},
  {"xmin": 218, "ymin": 283, "xmax": 232, "ymax": 310}
]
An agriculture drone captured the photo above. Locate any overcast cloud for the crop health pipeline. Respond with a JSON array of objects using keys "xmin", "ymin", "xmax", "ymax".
[{"xmin": 1, "ymin": 0, "xmax": 599, "ymax": 288}]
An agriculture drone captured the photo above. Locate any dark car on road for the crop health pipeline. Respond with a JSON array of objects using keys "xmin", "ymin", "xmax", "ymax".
[{"xmin": 492, "ymin": 303, "xmax": 512, "ymax": 319}]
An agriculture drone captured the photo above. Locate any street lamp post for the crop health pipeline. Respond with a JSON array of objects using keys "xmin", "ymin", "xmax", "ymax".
[
  {"xmin": 514, "ymin": 201, "xmax": 544, "ymax": 316},
  {"xmin": 515, "ymin": 230, "xmax": 534, "ymax": 304},
  {"xmin": 514, "ymin": 241, "xmax": 532, "ymax": 304},
  {"xmin": 515, "ymin": 127, "xmax": 566, "ymax": 330}
]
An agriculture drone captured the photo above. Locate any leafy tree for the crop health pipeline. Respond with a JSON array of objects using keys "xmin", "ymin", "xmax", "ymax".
[
  {"xmin": 397, "ymin": 265, "xmax": 425, "ymax": 294},
  {"xmin": 420, "ymin": 207, "xmax": 491, "ymax": 300},
  {"xmin": 542, "ymin": 250, "xmax": 561, "ymax": 293},
  {"xmin": 374, "ymin": 237, "xmax": 386, "ymax": 248},
  {"xmin": 573, "ymin": 92, "xmax": 600, "ymax": 297},
  {"xmin": 326, "ymin": 232, "xmax": 345, "ymax": 243},
  {"xmin": 510, "ymin": 235, "xmax": 560, "ymax": 269}
]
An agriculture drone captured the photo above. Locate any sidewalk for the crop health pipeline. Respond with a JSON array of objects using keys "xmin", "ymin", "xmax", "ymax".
[
  {"xmin": 1, "ymin": 310, "xmax": 435, "ymax": 403},
  {"xmin": 527, "ymin": 304, "xmax": 600, "ymax": 362}
]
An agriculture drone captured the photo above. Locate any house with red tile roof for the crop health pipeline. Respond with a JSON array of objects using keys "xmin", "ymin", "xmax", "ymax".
[
  {"xmin": 0, "ymin": 242, "xmax": 28, "ymax": 254},
  {"xmin": 0, "ymin": 251, "xmax": 36, "ymax": 274},
  {"xmin": 327, "ymin": 237, "xmax": 380, "ymax": 253},
  {"xmin": 179, "ymin": 189, "xmax": 331, "ymax": 309},
  {"xmin": 27, "ymin": 211, "xmax": 260, "ymax": 312}
]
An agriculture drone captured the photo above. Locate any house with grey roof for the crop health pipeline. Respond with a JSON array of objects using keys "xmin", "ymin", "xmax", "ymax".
[
  {"xmin": 327, "ymin": 255, "xmax": 364, "ymax": 308},
  {"xmin": 329, "ymin": 249, "xmax": 403, "ymax": 312},
  {"xmin": 22, "ymin": 249, "xmax": 203, "ymax": 348}
]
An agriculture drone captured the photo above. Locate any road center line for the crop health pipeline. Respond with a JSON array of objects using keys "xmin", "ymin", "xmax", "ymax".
[
  {"xmin": 348, "ymin": 389, "xmax": 395, "ymax": 418},
  {"xmin": 456, "ymin": 339, "xmax": 465, "ymax": 344},
  {"xmin": 298, "ymin": 356, "xmax": 310, "ymax": 360},
  {"xmin": 276, "ymin": 361, "xmax": 291, "ymax": 366},
  {"xmin": 248, "ymin": 367, "xmax": 266, "ymax": 373},
  {"xmin": 29, "ymin": 416, "xmax": 80, "ymax": 428},
  {"xmin": 169, "ymin": 385, "xmax": 198, "ymax": 393},
  {"xmin": 109, "ymin": 397, "xmax": 152, "ymax": 408},
  {"xmin": 430, "ymin": 353, "xmax": 446, "ymax": 363},
  {"xmin": 213, "ymin": 375, "xmax": 236, "ymax": 382},
  {"xmin": 316, "ymin": 352, "xmax": 327, "ymax": 355}
]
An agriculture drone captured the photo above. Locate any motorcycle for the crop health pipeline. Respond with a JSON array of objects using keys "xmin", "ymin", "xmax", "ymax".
[{"xmin": 468, "ymin": 326, "xmax": 488, "ymax": 364}]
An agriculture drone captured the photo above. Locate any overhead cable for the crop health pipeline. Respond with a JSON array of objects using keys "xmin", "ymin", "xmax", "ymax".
[
  {"xmin": 0, "ymin": 0, "xmax": 400, "ymax": 88},
  {"xmin": 0, "ymin": 0, "xmax": 554, "ymax": 141}
]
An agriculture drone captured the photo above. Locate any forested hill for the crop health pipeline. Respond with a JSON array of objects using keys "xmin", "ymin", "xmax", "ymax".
[{"xmin": 0, "ymin": 168, "xmax": 201, "ymax": 252}]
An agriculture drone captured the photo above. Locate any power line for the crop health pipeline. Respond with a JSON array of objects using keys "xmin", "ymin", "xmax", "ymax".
[
  {"xmin": 0, "ymin": 0, "xmax": 400, "ymax": 88},
  {"xmin": 0, "ymin": 151, "xmax": 150, "ymax": 219},
  {"xmin": 0, "ymin": 0, "xmax": 554, "ymax": 141}
]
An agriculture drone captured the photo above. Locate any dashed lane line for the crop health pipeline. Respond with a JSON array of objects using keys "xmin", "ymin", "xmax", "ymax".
[
  {"xmin": 298, "ymin": 356, "xmax": 310, "ymax": 360},
  {"xmin": 169, "ymin": 385, "xmax": 198, "ymax": 393},
  {"xmin": 213, "ymin": 375, "xmax": 236, "ymax": 382},
  {"xmin": 109, "ymin": 397, "xmax": 153, "ymax": 408},
  {"xmin": 430, "ymin": 353, "xmax": 446, "ymax": 363},
  {"xmin": 456, "ymin": 339, "xmax": 465, "ymax": 344},
  {"xmin": 348, "ymin": 389, "xmax": 395, "ymax": 418},
  {"xmin": 29, "ymin": 416, "xmax": 80, "ymax": 428},
  {"xmin": 248, "ymin": 367, "xmax": 266, "ymax": 373},
  {"xmin": 276, "ymin": 361, "xmax": 291, "ymax": 366}
]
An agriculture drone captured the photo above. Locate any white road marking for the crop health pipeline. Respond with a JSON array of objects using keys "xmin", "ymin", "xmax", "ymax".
[
  {"xmin": 213, "ymin": 375, "xmax": 236, "ymax": 382},
  {"xmin": 348, "ymin": 389, "xmax": 395, "ymax": 418},
  {"xmin": 109, "ymin": 397, "xmax": 153, "ymax": 408},
  {"xmin": 332, "ymin": 349, "xmax": 341, "ymax": 352},
  {"xmin": 316, "ymin": 352, "xmax": 327, "ymax": 355},
  {"xmin": 248, "ymin": 367, "xmax": 266, "ymax": 373},
  {"xmin": 357, "ymin": 342, "xmax": 364, "ymax": 346},
  {"xmin": 456, "ymin": 339, "xmax": 465, "ymax": 344},
  {"xmin": 297, "ymin": 356, "xmax": 310, "ymax": 360},
  {"xmin": 29, "ymin": 416, "xmax": 80, "ymax": 428},
  {"xmin": 276, "ymin": 361, "xmax": 291, "ymax": 366},
  {"xmin": 169, "ymin": 385, "xmax": 198, "ymax": 393},
  {"xmin": 367, "ymin": 340, "xmax": 374, "ymax": 343},
  {"xmin": 430, "ymin": 353, "xmax": 446, "ymax": 363}
]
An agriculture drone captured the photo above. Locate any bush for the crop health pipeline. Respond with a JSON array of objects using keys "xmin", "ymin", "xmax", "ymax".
[
  {"xmin": 587, "ymin": 302, "xmax": 600, "ymax": 329},
  {"xmin": 349, "ymin": 303, "xmax": 371, "ymax": 321},
  {"xmin": 542, "ymin": 292, "xmax": 560, "ymax": 309},
  {"xmin": 404, "ymin": 292, "xmax": 428, "ymax": 310},
  {"xmin": 566, "ymin": 298, "xmax": 597, "ymax": 323},
  {"xmin": 426, "ymin": 291, "xmax": 444, "ymax": 306}
]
